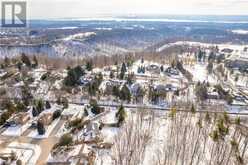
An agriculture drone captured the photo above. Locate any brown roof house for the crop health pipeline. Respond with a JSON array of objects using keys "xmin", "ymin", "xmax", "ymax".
[
  {"xmin": 38, "ymin": 112, "xmax": 53, "ymax": 125},
  {"xmin": 12, "ymin": 112, "xmax": 30, "ymax": 125}
]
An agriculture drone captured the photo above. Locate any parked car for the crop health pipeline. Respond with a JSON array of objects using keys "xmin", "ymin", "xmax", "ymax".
[
  {"xmin": 3, "ymin": 121, "xmax": 17, "ymax": 127},
  {"xmin": 30, "ymin": 122, "xmax": 37, "ymax": 129}
]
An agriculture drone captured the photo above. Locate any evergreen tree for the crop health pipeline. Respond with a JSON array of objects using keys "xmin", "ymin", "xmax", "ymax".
[
  {"xmin": 116, "ymin": 104, "xmax": 126, "ymax": 126},
  {"xmin": 195, "ymin": 83, "xmax": 208, "ymax": 102},
  {"xmin": 21, "ymin": 84, "xmax": 33, "ymax": 106},
  {"xmin": 197, "ymin": 50, "xmax": 203, "ymax": 62},
  {"xmin": 52, "ymin": 110, "xmax": 61, "ymax": 120},
  {"xmin": 110, "ymin": 71, "xmax": 115, "ymax": 79},
  {"xmin": 119, "ymin": 85, "xmax": 131, "ymax": 102},
  {"xmin": 36, "ymin": 99, "xmax": 44, "ymax": 114},
  {"xmin": 112, "ymin": 86, "xmax": 120, "ymax": 98},
  {"xmin": 235, "ymin": 75, "xmax": 239, "ymax": 82},
  {"xmin": 61, "ymin": 97, "xmax": 69, "ymax": 109},
  {"xmin": 126, "ymin": 73, "xmax": 134, "ymax": 85},
  {"xmin": 142, "ymin": 66, "xmax": 145, "ymax": 73},
  {"xmin": 37, "ymin": 121, "xmax": 45, "ymax": 135},
  {"xmin": 120, "ymin": 62, "xmax": 127, "ymax": 79},
  {"xmin": 88, "ymin": 82, "xmax": 97, "ymax": 96},
  {"xmin": 90, "ymin": 99, "xmax": 102, "ymax": 115},
  {"xmin": 137, "ymin": 66, "xmax": 141, "ymax": 73},
  {"xmin": 160, "ymin": 65, "xmax": 164, "ymax": 72},
  {"xmin": 207, "ymin": 61, "xmax": 213, "ymax": 74},
  {"xmin": 15, "ymin": 101, "xmax": 26, "ymax": 111},
  {"xmin": 16, "ymin": 61, "xmax": 22, "ymax": 70},
  {"xmin": 95, "ymin": 73, "xmax": 103, "ymax": 86},
  {"xmin": 64, "ymin": 66, "xmax": 85, "ymax": 86},
  {"xmin": 45, "ymin": 101, "xmax": 51, "ymax": 109},
  {"xmin": 208, "ymin": 52, "xmax": 216, "ymax": 62},
  {"xmin": 32, "ymin": 56, "xmax": 38, "ymax": 68},
  {"xmin": 86, "ymin": 60, "xmax": 93, "ymax": 71},
  {"xmin": 191, "ymin": 104, "xmax": 196, "ymax": 114},
  {"xmin": 21, "ymin": 53, "xmax": 31, "ymax": 67},
  {"xmin": 84, "ymin": 108, "xmax": 89, "ymax": 116},
  {"xmin": 32, "ymin": 107, "xmax": 39, "ymax": 117},
  {"xmin": 4, "ymin": 56, "xmax": 10, "ymax": 67}
]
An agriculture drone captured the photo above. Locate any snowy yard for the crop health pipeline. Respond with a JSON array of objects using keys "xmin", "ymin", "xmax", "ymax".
[
  {"xmin": 186, "ymin": 63, "xmax": 217, "ymax": 84},
  {"xmin": 2, "ymin": 123, "xmax": 30, "ymax": 137},
  {"xmin": 226, "ymin": 105, "xmax": 248, "ymax": 113},
  {"xmin": 55, "ymin": 122, "xmax": 70, "ymax": 138}
]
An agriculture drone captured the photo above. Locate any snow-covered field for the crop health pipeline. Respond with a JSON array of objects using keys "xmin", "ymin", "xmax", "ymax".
[
  {"xmin": 186, "ymin": 63, "xmax": 217, "ymax": 84},
  {"xmin": 226, "ymin": 105, "xmax": 248, "ymax": 113},
  {"xmin": 55, "ymin": 122, "xmax": 70, "ymax": 138},
  {"xmin": 231, "ymin": 29, "xmax": 248, "ymax": 35},
  {"xmin": 157, "ymin": 41, "xmax": 248, "ymax": 53}
]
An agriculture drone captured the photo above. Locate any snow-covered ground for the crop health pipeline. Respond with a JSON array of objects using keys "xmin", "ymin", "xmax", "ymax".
[
  {"xmin": 2, "ymin": 123, "xmax": 30, "ymax": 137},
  {"xmin": 63, "ymin": 32, "xmax": 96, "ymax": 41},
  {"xmin": 62, "ymin": 104, "xmax": 85, "ymax": 119},
  {"xmin": 226, "ymin": 105, "xmax": 248, "ymax": 113},
  {"xmin": 157, "ymin": 41, "xmax": 248, "ymax": 53},
  {"xmin": 100, "ymin": 109, "xmax": 119, "ymax": 142},
  {"xmin": 55, "ymin": 122, "xmax": 70, "ymax": 138},
  {"xmin": 143, "ymin": 115, "xmax": 168, "ymax": 165},
  {"xmin": 186, "ymin": 63, "xmax": 217, "ymax": 84},
  {"xmin": 231, "ymin": 29, "xmax": 248, "ymax": 35}
]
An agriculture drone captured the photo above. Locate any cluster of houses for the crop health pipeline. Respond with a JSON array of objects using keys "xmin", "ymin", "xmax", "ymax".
[{"xmin": 1, "ymin": 44, "xmax": 248, "ymax": 164}]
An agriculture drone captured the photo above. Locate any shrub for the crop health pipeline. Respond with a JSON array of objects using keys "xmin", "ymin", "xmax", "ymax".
[
  {"xmin": 64, "ymin": 66, "xmax": 85, "ymax": 86},
  {"xmin": 21, "ymin": 53, "xmax": 31, "ymax": 67},
  {"xmin": 45, "ymin": 101, "xmax": 51, "ymax": 109},
  {"xmin": 90, "ymin": 99, "xmax": 103, "ymax": 115},
  {"xmin": 37, "ymin": 121, "xmax": 45, "ymax": 135},
  {"xmin": 190, "ymin": 104, "xmax": 196, "ymax": 114},
  {"xmin": 61, "ymin": 97, "xmax": 69, "ymax": 109},
  {"xmin": 68, "ymin": 118, "xmax": 82, "ymax": 128},
  {"xmin": 52, "ymin": 110, "xmax": 61, "ymax": 120},
  {"xmin": 32, "ymin": 107, "xmax": 39, "ymax": 117},
  {"xmin": 58, "ymin": 134, "xmax": 73, "ymax": 146},
  {"xmin": 16, "ymin": 160, "xmax": 22, "ymax": 165},
  {"xmin": 116, "ymin": 105, "xmax": 126, "ymax": 126},
  {"xmin": 40, "ymin": 72, "xmax": 50, "ymax": 81},
  {"xmin": 119, "ymin": 85, "xmax": 131, "ymax": 102},
  {"xmin": 35, "ymin": 99, "xmax": 44, "ymax": 114}
]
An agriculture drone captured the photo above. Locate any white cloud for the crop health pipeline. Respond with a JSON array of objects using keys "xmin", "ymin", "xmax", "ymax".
[{"xmin": 27, "ymin": 0, "xmax": 248, "ymax": 19}]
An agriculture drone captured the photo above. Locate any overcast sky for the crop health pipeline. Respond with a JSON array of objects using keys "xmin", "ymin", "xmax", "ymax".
[{"xmin": 28, "ymin": 0, "xmax": 248, "ymax": 19}]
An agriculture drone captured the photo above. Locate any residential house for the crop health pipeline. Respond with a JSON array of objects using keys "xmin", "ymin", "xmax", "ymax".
[
  {"xmin": 99, "ymin": 80, "xmax": 126, "ymax": 95},
  {"xmin": 12, "ymin": 112, "xmax": 30, "ymax": 125},
  {"xmin": 130, "ymin": 83, "xmax": 145, "ymax": 103},
  {"xmin": 207, "ymin": 87, "xmax": 220, "ymax": 100},
  {"xmin": 38, "ymin": 113, "xmax": 53, "ymax": 125},
  {"xmin": 146, "ymin": 64, "xmax": 160, "ymax": 74},
  {"xmin": 83, "ymin": 122, "xmax": 100, "ymax": 142},
  {"xmin": 165, "ymin": 67, "xmax": 179, "ymax": 76}
]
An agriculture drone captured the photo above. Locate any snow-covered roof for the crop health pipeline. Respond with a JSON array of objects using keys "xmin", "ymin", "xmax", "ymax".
[{"xmin": 48, "ymin": 145, "xmax": 83, "ymax": 163}]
